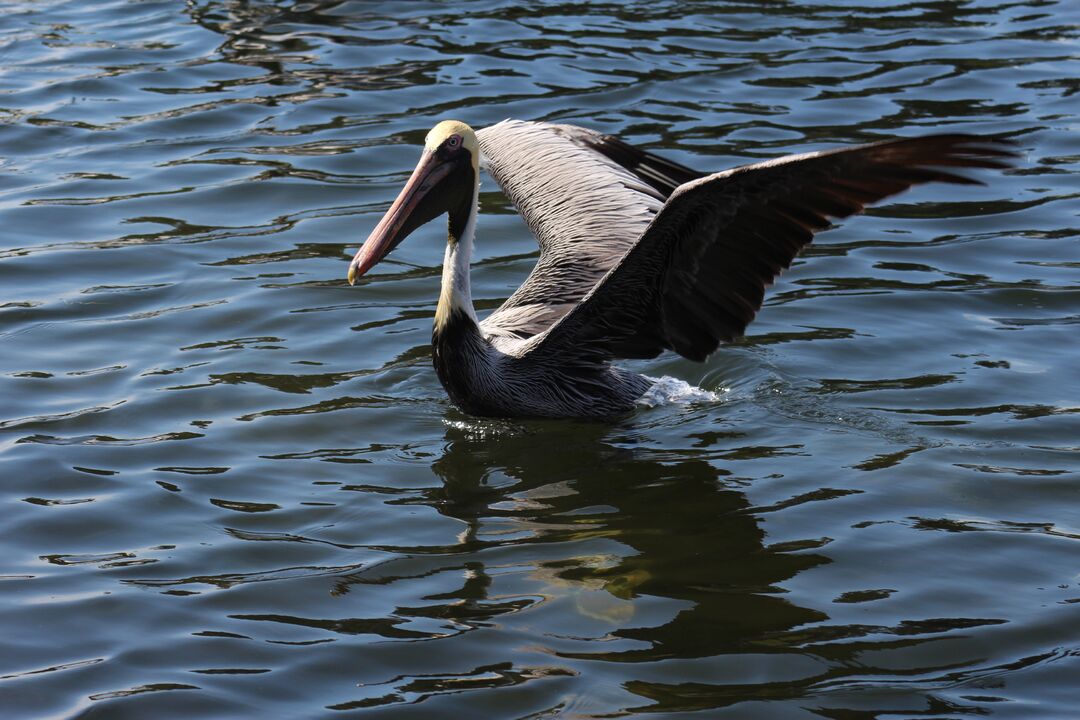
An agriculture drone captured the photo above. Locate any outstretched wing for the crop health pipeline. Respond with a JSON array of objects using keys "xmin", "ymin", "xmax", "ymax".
[
  {"xmin": 475, "ymin": 120, "xmax": 703, "ymax": 341},
  {"xmin": 516, "ymin": 134, "xmax": 1015, "ymax": 364}
]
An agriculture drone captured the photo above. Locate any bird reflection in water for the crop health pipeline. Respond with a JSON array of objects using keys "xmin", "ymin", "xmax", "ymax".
[{"xmin": 334, "ymin": 418, "xmax": 828, "ymax": 673}]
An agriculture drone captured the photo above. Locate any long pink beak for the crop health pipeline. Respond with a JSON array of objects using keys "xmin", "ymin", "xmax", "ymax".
[{"xmin": 348, "ymin": 150, "xmax": 452, "ymax": 285}]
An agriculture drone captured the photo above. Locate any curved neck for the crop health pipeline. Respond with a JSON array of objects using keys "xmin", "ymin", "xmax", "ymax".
[{"xmin": 434, "ymin": 181, "xmax": 480, "ymax": 333}]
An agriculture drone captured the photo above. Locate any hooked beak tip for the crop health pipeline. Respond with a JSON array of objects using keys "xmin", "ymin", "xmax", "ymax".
[{"xmin": 348, "ymin": 251, "xmax": 375, "ymax": 285}]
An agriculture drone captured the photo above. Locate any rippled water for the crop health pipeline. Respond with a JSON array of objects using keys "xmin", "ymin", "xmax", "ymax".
[{"xmin": 2, "ymin": 1, "xmax": 1078, "ymax": 717}]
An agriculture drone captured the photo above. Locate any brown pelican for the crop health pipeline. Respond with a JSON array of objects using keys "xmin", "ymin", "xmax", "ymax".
[{"xmin": 347, "ymin": 120, "xmax": 1012, "ymax": 418}]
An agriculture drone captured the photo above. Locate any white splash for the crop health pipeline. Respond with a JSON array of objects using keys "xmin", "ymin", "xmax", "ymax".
[{"xmin": 636, "ymin": 375, "xmax": 721, "ymax": 408}]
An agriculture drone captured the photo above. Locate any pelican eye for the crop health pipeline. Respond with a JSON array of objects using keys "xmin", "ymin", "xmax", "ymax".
[{"xmin": 446, "ymin": 135, "xmax": 461, "ymax": 149}]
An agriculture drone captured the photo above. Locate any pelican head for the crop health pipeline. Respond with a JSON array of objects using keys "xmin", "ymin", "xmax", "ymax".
[{"xmin": 348, "ymin": 120, "xmax": 479, "ymax": 284}]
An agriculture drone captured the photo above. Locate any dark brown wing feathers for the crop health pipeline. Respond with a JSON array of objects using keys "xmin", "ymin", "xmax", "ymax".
[
  {"xmin": 552, "ymin": 124, "xmax": 705, "ymax": 196},
  {"xmin": 529, "ymin": 133, "xmax": 1015, "ymax": 364}
]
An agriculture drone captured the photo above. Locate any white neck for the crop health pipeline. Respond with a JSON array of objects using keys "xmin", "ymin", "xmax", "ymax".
[{"xmin": 434, "ymin": 183, "xmax": 480, "ymax": 331}]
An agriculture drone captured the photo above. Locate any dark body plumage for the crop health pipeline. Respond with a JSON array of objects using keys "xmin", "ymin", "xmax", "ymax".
[
  {"xmin": 349, "ymin": 120, "xmax": 1014, "ymax": 419},
  {"xmin": 433, "ymin": 305, "xmax": 653, "ymax": 418}
]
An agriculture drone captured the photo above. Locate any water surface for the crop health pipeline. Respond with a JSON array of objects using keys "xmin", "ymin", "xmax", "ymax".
[{"xmin": 2, "ymin": 1, "xmax": 1079, "ymax": 717}]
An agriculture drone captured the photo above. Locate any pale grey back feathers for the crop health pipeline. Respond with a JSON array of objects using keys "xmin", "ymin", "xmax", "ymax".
[{"xmin": 476, "ymin": 120, "xmax": 667, "ymax": 344}]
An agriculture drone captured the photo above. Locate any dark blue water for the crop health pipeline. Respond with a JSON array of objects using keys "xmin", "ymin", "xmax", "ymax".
[{"xmin": 2, "ymin": 1, "xmax": 1078, "ymax": 717}]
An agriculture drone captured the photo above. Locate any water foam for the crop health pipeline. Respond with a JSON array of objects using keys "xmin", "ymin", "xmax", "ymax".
[{"xmin": 636, "ymin": 375, "xmax": 722, "ymax": 408}]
